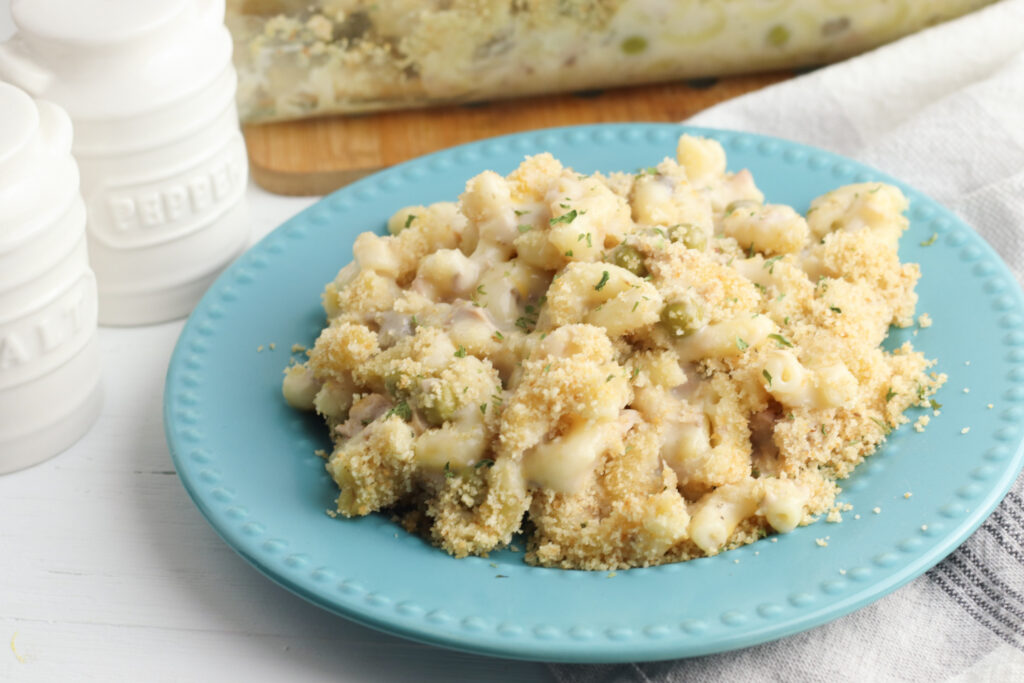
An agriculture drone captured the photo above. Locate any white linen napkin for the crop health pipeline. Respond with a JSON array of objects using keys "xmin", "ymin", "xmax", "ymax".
[{"xmin": 552, "ymin": 2, "xmax": 1024, "ymax": 681}]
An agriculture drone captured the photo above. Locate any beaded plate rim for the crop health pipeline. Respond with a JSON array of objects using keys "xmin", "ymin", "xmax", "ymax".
[{"xmin": 164, "ymin": 123, "xmax": 1024, "ymax": 663}]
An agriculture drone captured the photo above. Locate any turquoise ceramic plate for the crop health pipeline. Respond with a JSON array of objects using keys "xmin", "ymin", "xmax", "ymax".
[{"xmin": 164, "ymin": 124, "xmax": 1024, "ymax": 663}]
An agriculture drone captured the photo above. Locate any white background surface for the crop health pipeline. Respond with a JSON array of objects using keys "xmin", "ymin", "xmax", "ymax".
[{"xmin": 0, "ymin": 3, "xmax": 550, "ymax": 680}]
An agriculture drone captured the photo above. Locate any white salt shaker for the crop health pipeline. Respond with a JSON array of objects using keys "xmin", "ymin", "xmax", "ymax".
[
  {"xmin": 0, "ymin": 0, "xmax": 249, "ymax": 325},
  {"xmin": 0, "ymin": 83, "xmax": 102, "ymax": 473}
]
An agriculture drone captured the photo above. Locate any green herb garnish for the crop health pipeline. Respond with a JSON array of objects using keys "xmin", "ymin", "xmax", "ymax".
[
  {"xmin": 385, "ymin": 401, "xmax": 412, "ymax": 421},
  {"xmin": 550, "ymin": 209, "xmax": 578, "ymax": 225}
]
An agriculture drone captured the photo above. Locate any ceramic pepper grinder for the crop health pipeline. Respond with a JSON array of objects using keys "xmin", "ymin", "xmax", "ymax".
[
  {"xmin": 0, "ymin": 0, "xmax": 249, "ymax": 325},
  {"xmin": 0, "ymin": 83, "xmax": 102, "ymax": 473}
]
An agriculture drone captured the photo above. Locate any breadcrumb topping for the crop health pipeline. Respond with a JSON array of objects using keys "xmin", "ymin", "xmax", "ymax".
[{"xmin": 283, "ymin": 135, "xmax": 944, "ymax": 570}]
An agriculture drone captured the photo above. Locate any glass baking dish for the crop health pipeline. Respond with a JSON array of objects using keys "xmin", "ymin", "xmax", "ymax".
[{"xmin": 228, "ymin": 0, "xmax": 996, "ymax": 123}]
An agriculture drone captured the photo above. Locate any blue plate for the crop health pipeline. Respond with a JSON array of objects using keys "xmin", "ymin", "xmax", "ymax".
[{"xmin": 164, "ymin": 124, "xmax": 1024, "ymax": 663}]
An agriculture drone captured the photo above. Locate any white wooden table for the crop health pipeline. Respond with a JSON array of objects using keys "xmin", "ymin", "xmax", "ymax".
[{"xmin": 0, "ymin": 50, "xmax": 553, "ymax": 675}]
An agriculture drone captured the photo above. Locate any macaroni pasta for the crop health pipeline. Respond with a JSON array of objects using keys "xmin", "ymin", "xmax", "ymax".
[{"xmin": 283, "ymin": 135, "xmax": 944, "ymax": 570}]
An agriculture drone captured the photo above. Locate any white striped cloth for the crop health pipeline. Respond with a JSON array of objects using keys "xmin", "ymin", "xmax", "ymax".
[{"xmin": 552, "ymin": 1, "xmax": 1024, "ymax": 680}]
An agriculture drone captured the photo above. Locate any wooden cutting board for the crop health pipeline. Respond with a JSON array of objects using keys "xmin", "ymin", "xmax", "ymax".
[{"xmin": 243, "ymin": 71, "xmax": 793, "ymax": 196}]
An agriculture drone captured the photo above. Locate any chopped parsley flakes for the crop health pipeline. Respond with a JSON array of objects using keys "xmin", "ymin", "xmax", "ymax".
[
  {"xmin": 385, "ymin": 401, "xmax": 412, "ymax": 421},
  {"xmin": 550, "ymin": 209, "xmax": 578, "ymax": 225}
]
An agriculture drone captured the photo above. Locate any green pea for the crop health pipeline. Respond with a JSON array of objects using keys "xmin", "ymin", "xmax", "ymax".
[
  {"xmin": 612, "ymin": 244, "xmax": 648, "ymax": 276},
  {"xmin": 383, "ymin": 371, "xmax": 406, "ymax": 398},
  {"xmin": 668, "ymin": 224, "xmax": 707, "ymax": 251},
  {"xmin": 767, "ymin": 25, "xmax": 790, "ymax": 47},
  {"xmin": 660, "ymin": 300, "xmax": 705, "ymax": 338},
  {"xmin": 621, "ymin": 36, "xmax": 648, "ymax": 55},
  {"xmin": 417, "ymin": 385, "xmax": 459, "ymax": 427}
]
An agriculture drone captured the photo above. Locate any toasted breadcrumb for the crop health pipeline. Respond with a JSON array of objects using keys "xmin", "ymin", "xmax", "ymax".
[
  {"xmin": 284, "ymin": 136, "xmax": 944, "ymax": 570},
  {"xmin": 826, "ymin": 501, "xmax": 853, "ymax": 523}
]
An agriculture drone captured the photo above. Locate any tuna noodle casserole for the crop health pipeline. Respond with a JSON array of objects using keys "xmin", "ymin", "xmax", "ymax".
[{"xmin": 282, "ymin": 135, "xmax": 944, "ymax": 570}]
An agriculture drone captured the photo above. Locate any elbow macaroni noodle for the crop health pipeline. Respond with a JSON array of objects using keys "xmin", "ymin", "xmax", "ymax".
[{"xmin": 283, "ymin": 135, "xmax": 944, "ymax": 570}]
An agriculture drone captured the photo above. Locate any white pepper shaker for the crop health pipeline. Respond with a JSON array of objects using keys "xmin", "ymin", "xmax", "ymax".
[
  {"xmin": 0, "ymin": 82, "xmax": 102, "ymax": 473},
  {"xmin": 0, "ymin": 0, "xmax": 249, "ymax": 325}
]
